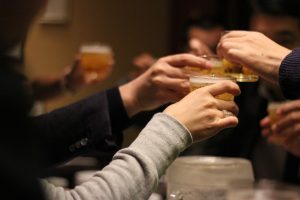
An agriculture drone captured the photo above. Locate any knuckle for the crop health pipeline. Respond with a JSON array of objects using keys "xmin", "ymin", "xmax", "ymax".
[
  {"xmin": 290, "ymin": 112, "xmax": 299, "ymax": 121},
  {"xmin": 218, "ymin": 42, "xmax": 226, "ymax": 50},
  {"xmin": 227, "ymin": 49, "xmax": 236, "ymax": 57},
  {"xmin": 180, "ymin": 54, "xmax": 193, "ymax": 62},
  {"xmin": 206, "ymin": 112, "xmax": 216, "ymax": 122},
  {"xmin": 157, "ymin": 57, "xmax": 165, "ymax": 63},
  {"xmin": 221, "ymin": 81, "xmax": 233, "ymax": 91},
  {"xmin": 151, "ymin": 76, "xmax": 163, "ymax": 85},
  {"xmin": 205, "ymin": 99, "xmax": 218, "ymax": 108},
  {"xmin": 152, "ymin": 65, "xmax": 164, "ymax": 75},
  {"xmin": 178, "ymin": 54, "xmax": 187, "ymax": 62}
]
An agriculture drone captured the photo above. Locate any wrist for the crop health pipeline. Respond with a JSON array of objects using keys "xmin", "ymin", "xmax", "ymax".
[
  {"xmin": 61, "ymin": 75, "xmax": 76, "ymax": 93},
  {"xmin": 119, "ymin": 78, "xmax": 142, "ymax": 118}
]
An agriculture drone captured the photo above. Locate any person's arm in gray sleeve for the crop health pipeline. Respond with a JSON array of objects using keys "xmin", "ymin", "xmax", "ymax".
[{"xmin": 41, "ymin": 113, "xmax": 192, "ymax": 200}]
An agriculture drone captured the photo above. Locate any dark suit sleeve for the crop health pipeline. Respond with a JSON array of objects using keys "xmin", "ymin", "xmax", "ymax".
[
  {"xmin": 32, "ymin": 87, "xmax": 131, "ymax": 167},
  {"xmin": 279, "ymin": 48, "xmax": 300, "ymax": 99}
]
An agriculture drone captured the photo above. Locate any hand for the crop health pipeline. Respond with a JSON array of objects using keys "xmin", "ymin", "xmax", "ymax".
[
  {"xmin": 217, "ymin": 31, "xmax": 291, "ymax": 84},
  {"xmin": 164, "ymin": 81, "xmax": 240, "ymax": 142},
  {"xmin": 63, "ymin": 58, "xmax": 85, "ymax": 92},
  {"xmin": 133, "ymin": 53, "xmax": 156, "ymax": 71},
  {"xmin": 120, "ymin": 54, "xmax": 212, "ymax": 117},
  {"xmin": 260, "ymin": 100, "xmax": 300, "ymax": 157},
  {"xmin": 128, "ymin": 53, "xmax": 157, "ymax": 80},
  {"xmin": 260, "ymin": 116, "xmax": 272, "ymax": 138},
  {"xmin": 275, "ymin": 100, "xmax": 300, "ymax": 157},
  {"xmin": 260, "ymin": 116, "xmax": 282, "ymax": 145},
  {"xmin": 188, "ymin": 38, "xmax": 214, "ymax": 56}
]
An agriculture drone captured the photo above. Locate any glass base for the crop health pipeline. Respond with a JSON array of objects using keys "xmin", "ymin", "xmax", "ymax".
[{"xmin": 229, "ymin": 74, "xmax": 259, "ymax": 82}]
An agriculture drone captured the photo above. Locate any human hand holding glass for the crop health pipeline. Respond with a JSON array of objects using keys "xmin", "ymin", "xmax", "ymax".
[
  {"xmin": 261, "ymin": 100, "xmax": 300, "ymax": 156},
  {"xmin": 164, "ymin": 79, "xmax": 240, "ymax": 142},
  {"xmin": 185, "ymin": 54, "xmax": 258, "ymax": 82},
  {"xmin": 119, "ymin": 53, "xmax": 212, "ymax": 117},
  {"xmin": 217, "ymin": 31, "xmax": 291, "ymax": 84}
]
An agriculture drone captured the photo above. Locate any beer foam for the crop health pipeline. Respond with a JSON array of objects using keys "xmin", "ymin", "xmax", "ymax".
[
  {"xmin": 210, "ymin": 59, "xmax": 224, "ymax": 68},
  {"xmin": 190, "ymin": 76, "xmax": 233, "ymax": 84},
  {"xmin": 80, "ymin": 44, "xmax": 112, "ymax": 53},
  {"xmin": 202, "ymin": 55, "xmax": 224, "ymax": 68}
]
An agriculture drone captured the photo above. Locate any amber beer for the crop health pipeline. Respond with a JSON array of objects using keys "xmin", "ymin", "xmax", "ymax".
[
  {"xmin": 185, "ymin": 55, "xmax": 259, "ymax": 82},
  {"xmin": 189, "ymin": 75, "xmax": 236, "ymax": 101},
  {"xmin": 185, "ymin": 55, "xmax": 225, "ymax": 76},
  {"xmin": 80, "ymin": 43, "xmax": 113, "ymax": 82},
  {"xmin": 222, "ymin": 58, "xmax": 258, "ymax": 82}
]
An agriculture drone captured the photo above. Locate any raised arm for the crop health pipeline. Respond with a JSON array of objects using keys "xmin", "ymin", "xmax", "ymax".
[{"xmin": 42, "ymin": 80, "xmax": 240, "ymax": 200}]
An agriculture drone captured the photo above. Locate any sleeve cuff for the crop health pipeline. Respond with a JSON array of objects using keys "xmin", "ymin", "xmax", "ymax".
[{"xmin": 107, "ymin": 87, "xmax": 132, "ymax": 133}]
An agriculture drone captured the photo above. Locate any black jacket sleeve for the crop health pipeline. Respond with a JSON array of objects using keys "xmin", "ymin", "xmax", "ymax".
[{"xmin": 33, "ymin": 87, "xmax": 131, "ymax": 167}]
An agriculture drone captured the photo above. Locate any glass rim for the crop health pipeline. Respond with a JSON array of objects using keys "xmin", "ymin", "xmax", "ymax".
[
  {"xmin": 172, "ymin": 156, "xmax": 252, "ymax": 167},
  {"xmin": 189, "ymin": 74, "xmax": 237, "ymax": 82},
  {"xmin": 201, "ymin": 54, "xmax": 219, "ymax": 59},
  {"xmin": 267, "ymin": 101, "xmax": 286, "ymax": 111}
]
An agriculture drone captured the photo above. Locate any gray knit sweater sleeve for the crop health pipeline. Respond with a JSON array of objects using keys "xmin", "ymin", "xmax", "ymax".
[
  {"xmin": 41, "ymin": 113, "xmax": 193, "ymax": 200},
  {"xmin": 279, "ymin": 48, "xmax": 300, "ymax": 99}
]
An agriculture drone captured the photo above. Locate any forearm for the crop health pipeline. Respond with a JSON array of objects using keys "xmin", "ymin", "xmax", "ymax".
[
  {"xmin": 33, "ymin": 90, "xmax": 121, "ymax": 167},
  {"xmin": 30, "ymin": 76, "xmax": 68, "ymax": 101},
  {"xmin": 41, "ymin": 113, "xmax": 192, "ymax": 200}
]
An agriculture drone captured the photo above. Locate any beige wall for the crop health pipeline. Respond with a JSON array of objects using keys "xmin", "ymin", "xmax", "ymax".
[{"xmin": 25, "ymin": 0, "xmax": 171, "ymax": 111}]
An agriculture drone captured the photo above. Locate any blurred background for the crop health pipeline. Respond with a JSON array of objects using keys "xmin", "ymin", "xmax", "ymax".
[
  {"xmin": 24, "ymin": 0, "xmax": 254, "ymax": 189},
  {"xmin": 25, "ymin": 0, "xmax": 249, "ymax": 113}
]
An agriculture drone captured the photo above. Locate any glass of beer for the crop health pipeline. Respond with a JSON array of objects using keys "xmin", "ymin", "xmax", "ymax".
[
  {"xmin": 222, "ymin": 58, "xmax": 259, "ymax": 82},
  {"xmin": 185, "ymin": 55, "xmax": 259, "ymax": 82},
  {"xmin": 184, "ymin": 55, "xmax": 225, "ymax": 76},
  {"xmin": 267, "ymin": 101, "xmax": 288, "ymax": 145},
  {"xmin": 189, "ymin": 75, "xmax": 236, "ymax": 101},
  {"xmin": 79, "ymin": 43, "xmax": 113, "ymax": 82}
]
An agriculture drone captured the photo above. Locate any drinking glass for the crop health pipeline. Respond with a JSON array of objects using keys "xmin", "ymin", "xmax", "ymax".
[
  {"xmin": 79, "ymin": 42, "xmax": 113, "ymax": 82},
  {"xmin": 166, "ymin": 156, "xmax": 254, "ymax": 200},
  {"xmin": 185, "ymin": 55, "xmax": 259, "ymax": 82},
  {"xmin": 189, "ymin": 75, "xmax": 236, "ymax": 101}
]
